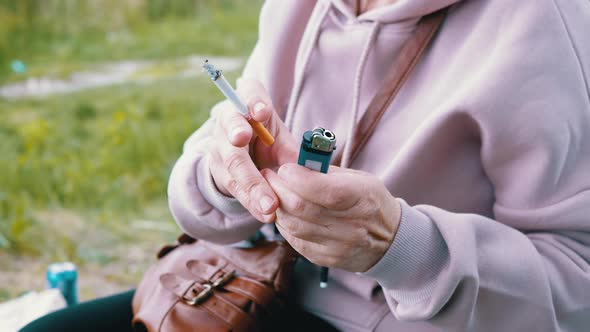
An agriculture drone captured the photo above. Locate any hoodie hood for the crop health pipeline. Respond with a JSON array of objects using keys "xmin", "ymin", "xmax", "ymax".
[{"xmin": 328, "ymin": 0, "xmax": 461, "ymax": 23}]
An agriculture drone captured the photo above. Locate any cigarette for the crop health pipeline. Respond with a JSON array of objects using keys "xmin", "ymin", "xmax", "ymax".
[{"xmin": 202, "ymin": 60, "xmax": 275, "ymax": 146}]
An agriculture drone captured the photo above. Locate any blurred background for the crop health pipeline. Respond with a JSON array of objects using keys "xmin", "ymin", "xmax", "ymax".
[{"xmin": 0, "ymin": 0, "xmax": 263, "ymax": 302}]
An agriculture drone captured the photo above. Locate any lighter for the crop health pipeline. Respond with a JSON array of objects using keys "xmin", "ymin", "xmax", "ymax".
[
  {"xmin": 297, "ymin": 127, "xmax": 337, "ymax": 288},
  {"xmin": 298, "ymin": 127, "xmax": 336, "ymax": 173}
]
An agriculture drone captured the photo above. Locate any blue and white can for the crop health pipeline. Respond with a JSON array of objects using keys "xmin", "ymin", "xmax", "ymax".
[{"xmin": 46, "ymin": 262, "xmax": 78, "ymax": 306}]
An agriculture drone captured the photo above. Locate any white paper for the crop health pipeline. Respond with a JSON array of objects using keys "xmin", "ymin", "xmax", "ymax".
[{"xmin": 0, "ymin": 289, "xmax": 67, "ymax": 332}]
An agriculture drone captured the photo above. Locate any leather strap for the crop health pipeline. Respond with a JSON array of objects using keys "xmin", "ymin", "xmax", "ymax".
[
  {"xmin": 332, "ymin": 9, "xmax": 448, "ymax": 167},
  {"xmin": 160, "ymin": 273, "xmax": 196, "ymax": 298},
  {"xmin": 201, "ymin": 293, "xmax": 258, "ymax": 332},
  {"xmin": 150, "ymin": 9, "xmax": 449, "ymax": 332},
  {"xmin": 161, "ymin": 273, "xmax": 258, "ymax": 332},
  {"xmin": 186, "ymin": 259, "xmax": 226, "ymax": 282},
  {"xmin": 187, "ymin": 263, "xmax": 279, "ymax": 314},
  {"xmin": 223, "ymin": 276, "xmax": 278, "ymax": 311}
]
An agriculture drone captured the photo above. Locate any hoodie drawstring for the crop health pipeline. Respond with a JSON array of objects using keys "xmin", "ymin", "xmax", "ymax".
[
  {"xmin": 285, "ymin": 2, "xmax": 382, "ymax": 170},
  {"xmin": 282, "ymin": 1, "xmax": 383, "ymax": 289},
  {"xmin": 285, "ymin": 2, "xmax": 333, "ymax": 130},
  {"xmin": 340, "ymin": 21, "xmax": 380, "ymax": 168}
]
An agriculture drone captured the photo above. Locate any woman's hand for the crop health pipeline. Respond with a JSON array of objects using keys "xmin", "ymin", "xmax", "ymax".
[
  {"xmin": 208, "ymin": 78, "xmax": 298, "ymax": 222},
  {"xmin": 262, "ymin": 164, "xmax": 402, "ymax": 272}
]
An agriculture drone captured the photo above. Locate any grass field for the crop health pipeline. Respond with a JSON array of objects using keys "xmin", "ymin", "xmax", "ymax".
[
  {"xmin": 0, "ymin": 0, "xmax": 261, "ymax": 83},
  {"xmin": 0, "ymin": 0, "xmax": 262, "ymax": 301}
]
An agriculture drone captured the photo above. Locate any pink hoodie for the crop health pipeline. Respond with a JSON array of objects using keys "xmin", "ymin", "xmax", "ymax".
[{"xmin": 168, "ymin": 0, "xmax": 590, "ymax": 331}]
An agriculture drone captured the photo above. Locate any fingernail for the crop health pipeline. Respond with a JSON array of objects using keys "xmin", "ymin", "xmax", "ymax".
[
  {"xmin": 253, "ymin": 102, "xmax": 266, "ymax": 114},
  {"xmin": 231, "ymin": 127, "xmax": 245, "ymax": 141},
  {"xmin": 259, "ymin": 196, "xmax": 274, "ymax": 213},
  {"xmin": 262, "ymin": 213, "xmax": 275, "ymax": 223},
  {"xmin": 277, "ymin": 165, "xmax": 289, "ymax": 178}
]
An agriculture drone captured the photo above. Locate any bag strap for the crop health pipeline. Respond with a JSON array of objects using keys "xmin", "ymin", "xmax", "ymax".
[
  {"xmin": 161, "ymin": 9, "xmax": 448, "ymax": 258},
  {"xmin": 332, "ymin": 8, "xmax": 448, "ymax": 168}
]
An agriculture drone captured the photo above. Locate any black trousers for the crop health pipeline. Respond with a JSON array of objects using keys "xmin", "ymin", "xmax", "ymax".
[
  {"xmin": 20, "ymin": 290, "xmax": 136, "ymax": 332},
  {"xmin": 20, "ymin": 290, "xmax": 339, "ymax": 332}
]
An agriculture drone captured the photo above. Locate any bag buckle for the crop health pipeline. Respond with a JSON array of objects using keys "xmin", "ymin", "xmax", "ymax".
[
  {"xmin": 183, "ymin": 284, "xmax": 213, "ymax": 306},
  {"xmin": 182, "ymin": 270, "xmax": 235, "ymax": 306},
  {"xmin": 212, "ymin": 270, "xmax": 235, "ymax": 288}
]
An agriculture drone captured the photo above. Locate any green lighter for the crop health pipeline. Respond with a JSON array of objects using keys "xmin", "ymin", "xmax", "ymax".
[
  {"xmin": 297, "ymin": 127, "xmax": 337, "ymax": 173},
  {"xmin": 297, "ymin": 127, "xmax": 337, "ymax": 288}
]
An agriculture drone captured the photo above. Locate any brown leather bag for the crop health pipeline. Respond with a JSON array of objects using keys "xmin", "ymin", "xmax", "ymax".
[
  {"xmin": 131, "ymin": 8, "xmax": 447, "ymax": 332},
  {"xmin": 132, "ymin": 234, "xmax": 298, "ymax": 332}
]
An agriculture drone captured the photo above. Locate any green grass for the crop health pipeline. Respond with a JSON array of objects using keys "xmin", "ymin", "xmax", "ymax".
[
  {"xmin": 0, "ymin": 75, "xmax": 223, "ymax": 253},
  {"xmin": 0, "ymin": 0, "xmax": 261, "ymax": 83},
  {"xmin": 0, "ymin": 0, "xmax": 262, "ymax": 301},
  {"xmin": 0, "ymin": 74, "xmax": 243, "ymax": 304},
  {"xmin": 0, "ymin": 69, "xmax": 242, "ymax": 255}
]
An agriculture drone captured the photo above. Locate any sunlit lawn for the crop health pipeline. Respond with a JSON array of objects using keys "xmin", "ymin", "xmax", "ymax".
[
  {"xmin": 0, "ymin": 0, "xmax": 261, "ymax": 83},
  {"xmin": 0, "ymin": 0, "xmax": 261, "ymax": 301},
  {"xmin": 0, "ymin": 70, "xmax": 244, "ymax": 301}
]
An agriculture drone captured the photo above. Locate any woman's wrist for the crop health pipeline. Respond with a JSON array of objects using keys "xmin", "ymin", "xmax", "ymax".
[{"xmin": 362, "ymin": 193, "xmax": 402, "ymax": 272}]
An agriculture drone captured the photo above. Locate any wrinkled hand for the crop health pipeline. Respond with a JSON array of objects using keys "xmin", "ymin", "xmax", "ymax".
[
  {"xmin": 262, "ymin": 164, "xmax": 402, "ymax": 272},
  {"xmin": 208, "ymin": 78, "xmax": 298, "ymax": 222}
]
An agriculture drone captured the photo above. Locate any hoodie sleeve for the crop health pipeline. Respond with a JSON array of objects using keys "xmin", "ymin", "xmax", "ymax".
[{"xmin": 363, "ymin": 0, "xmax": 590, "ymax": 331}]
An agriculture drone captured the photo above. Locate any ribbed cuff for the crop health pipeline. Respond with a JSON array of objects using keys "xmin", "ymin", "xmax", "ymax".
[
  {"xmin": 363, "ymin": 199, "xmax": 448, "ymax": 305},
  {"xmin": 196, "ymin": 154, "xmax": 250, "ymax": 218}
]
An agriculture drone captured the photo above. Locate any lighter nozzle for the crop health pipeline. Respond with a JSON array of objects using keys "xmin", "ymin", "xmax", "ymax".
[
  {"xmin": 202, "ymin": 59, "xmax": 221, "ymax": 81},
  {"xmin": 309, "ymin": 127, "xmax": 337, "ymax": 152}
]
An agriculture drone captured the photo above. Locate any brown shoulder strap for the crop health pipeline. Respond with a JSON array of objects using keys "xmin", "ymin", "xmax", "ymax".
[{"xmin": 333, "ymin": 9, "xmax": 448, "ymax": 167}]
